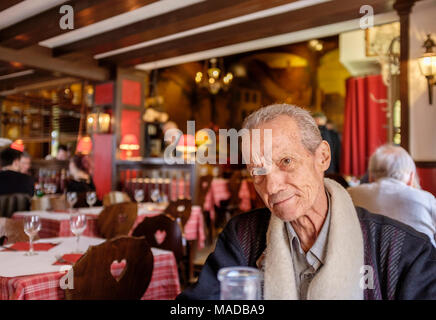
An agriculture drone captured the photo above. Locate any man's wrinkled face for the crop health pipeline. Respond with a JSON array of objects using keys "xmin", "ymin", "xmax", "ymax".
[{"xmin": 242, "ymin": 115, "xmax": 330, "ymax": 222}]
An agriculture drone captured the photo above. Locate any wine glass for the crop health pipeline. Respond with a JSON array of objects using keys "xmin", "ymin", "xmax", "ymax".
[
  {"xmin": 134, "ymin": 189, "xmax": 144, "ymax": 203},
  {"xmin": 23, "ymin": 216, "xmax": 41, "ymax": 256},
  {"xmin": 86, "ymin": 191, "xmax": 97, "ymax": 208},
  {"xmin": 69, "ymin": 213, "xmax": 87, "ymax": 253},
  {"xmin": 66, "ymin": 192, "xmax": 77, "ymax": 212},
  {"xmin": 150, "ymin": 188, "xmax": 160, "ymax": 203}
]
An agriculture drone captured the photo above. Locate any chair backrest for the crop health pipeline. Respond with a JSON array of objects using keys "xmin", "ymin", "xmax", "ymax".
[
  {"xmin": 103, "ymin": 191, "xmax": 131, "ymax": 207},
  {"xmin": 65, "ymin": 236, "xmax": 153, "ymax": 300},
  {"xmin": 164, "ymin": 198, "xmax": 192, "ymax": 227},
  {"xmin": 49, "ymin": 194, "xmax": 68, "ymax": 211},
  {"xmin": 97, "ymin": 202, "xmax": 138, "ymax": 239},
  {"xmin": 0, "ymin": 193, "xmax": 31, "ymax": 218},
  {"xmin": 193, "ymin": 174, "xmax": 213, "ymax": 206},
  {"xmin": 132, "ymin": 214, "xmax": 184, "ymax": 262},
  {"xmin": 0, "ymin": 217, "xmax": 30, "ymax": 244},
  {"xmin": 228, "ymin": 171, "xmax": 242, "ymax": 207}
]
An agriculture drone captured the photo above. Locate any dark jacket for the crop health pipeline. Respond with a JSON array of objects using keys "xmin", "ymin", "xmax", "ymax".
[
  {"xmin": 178, "ymin": 207, "xmax": 436, "ymax": 300},
  {"xmin": 0, "ymin": 170, "xmax": 34, "ymax": 196}
]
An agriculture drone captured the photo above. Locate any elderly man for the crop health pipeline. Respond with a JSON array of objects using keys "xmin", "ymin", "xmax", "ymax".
[
  {"xmin": 348, "ymin": 144, "xmax": 436, "ymax": 247},
  {"xmin": 178, "ymin": 104, "xmax": 436, "ymax": 300}
]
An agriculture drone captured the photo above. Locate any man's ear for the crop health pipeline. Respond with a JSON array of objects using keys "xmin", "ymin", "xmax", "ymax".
[
  {"xmin": 315, "ymin": 140, "xmax": 331, "ymax": 172},
  {"xmin": 406, "ymin": 171, "xmax": 414, "ymax": 187}
]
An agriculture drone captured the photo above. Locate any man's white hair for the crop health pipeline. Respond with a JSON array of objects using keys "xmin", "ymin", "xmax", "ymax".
[
  {"xmin": 368, "ymin": 144, "xmax": 420, "ymax": 188},
  {"xmin": 242, "ymin": 103, "xmax": 322, "ymax": 154}
]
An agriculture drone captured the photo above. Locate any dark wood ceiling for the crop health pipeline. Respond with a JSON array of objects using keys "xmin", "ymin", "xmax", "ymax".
[{"xmin": 0, "ymin": 0, "xmax": 397, "ymax": 94}]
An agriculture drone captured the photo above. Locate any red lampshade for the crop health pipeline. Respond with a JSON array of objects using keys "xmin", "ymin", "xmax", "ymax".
[
  {"xmin": 76, "ymin": 136, "xmax": 93, "ymax": 155},
  {"xmin": 10, "ymin": 139, "xmax": 24, "ymax": 152},
  {"xmin": 120, "ymin": 134, "xmax": 140, "ymax": 150}
]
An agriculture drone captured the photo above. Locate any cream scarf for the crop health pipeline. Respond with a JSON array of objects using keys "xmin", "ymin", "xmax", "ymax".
[{"xmin": 263, "ymin": 178, "xmax": 364, "ymax": 300}]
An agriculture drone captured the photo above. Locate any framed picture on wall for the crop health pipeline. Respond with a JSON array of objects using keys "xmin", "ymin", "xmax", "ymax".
[{"xmin": 365, "ymin": 22, "xmax": 400, "ymax": 57}]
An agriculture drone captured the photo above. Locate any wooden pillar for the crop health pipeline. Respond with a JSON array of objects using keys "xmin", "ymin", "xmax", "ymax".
[{"xmin": 393, "ymin": 0, "xmax": 416, "ymax": 152}]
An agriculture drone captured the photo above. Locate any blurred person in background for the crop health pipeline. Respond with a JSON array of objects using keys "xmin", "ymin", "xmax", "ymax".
[
  {"xmin": 348, "ymin": 144, "xmax": 435, "ymax": 247},
  {"xmin": 56, "ymin": 144, "xmax": 70, "ymax": 161},
  {"xmin": 0, "ymin": 148, "xmax": 34, "ymax": 196},
  {"xmin": 66, "ymin": 154, "xmax": 97, "ymax": 208},
  {"xmin": 66, "ymin": 154, "xmax": 95, "ymax": 193},
  {"xmin": 313, "ymin": 112, "xmax": 341, "ymax": 174},
  {"xmin": 19, "ymin": 152, "xmax": 32, "ymax": 175}
]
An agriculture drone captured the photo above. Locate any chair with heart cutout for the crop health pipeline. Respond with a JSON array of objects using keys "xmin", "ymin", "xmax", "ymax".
[
  {"xmin": 65, "ymin": 236, "xmax": 153, "ymax": 300},
  {"xmin": 131, "ymin": 213, "xmax": 188, "ymax": 286},
  {"xmin": 97, "ymin": 202, "xmax": 138, "ymax": 239},
  {"xmin": 164, "ymin": 198, "xmax": 192, "ymax": 228}
]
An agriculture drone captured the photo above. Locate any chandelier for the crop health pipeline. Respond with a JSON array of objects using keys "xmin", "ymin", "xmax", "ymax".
[{"xmin": 195, "ymin": 58, "xmax": 233, "ymax": 94}]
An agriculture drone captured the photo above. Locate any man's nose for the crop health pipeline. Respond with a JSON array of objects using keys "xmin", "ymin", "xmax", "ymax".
[{"xmin": 264, "ymin": 165, "xmax": 285, "ymax": 195}]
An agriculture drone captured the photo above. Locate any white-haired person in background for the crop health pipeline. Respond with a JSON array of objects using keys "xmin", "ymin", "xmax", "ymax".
[{"xmin": 348, "ymin": 144, "xmax": 436, "ymax": 247}]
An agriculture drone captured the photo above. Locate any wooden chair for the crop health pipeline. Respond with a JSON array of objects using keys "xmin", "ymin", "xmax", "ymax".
[
  {"xmin": 132, "ymin": 214, "xmax": 184, "ymax": 263},
  {"xmin": 103, "ymin": 191, "xmax": 131, "ymax": 207},
  {"xmin": 193, "ymin": 175, "xmax": 213, "ymax": 207},
  {"xmin": 164, "ymin": 198, "xmax": 192, "ymax": 228},
  {"xmin": 0, "ymin": 217, "xmax": 37, "ymax": 244},
  {"xmin": 0, "ymin": 193, "xmax": 31, "ymax": 218},
  {"xmin": 49, "ymin": 194, "xmax": 68, "ymax": 211},
  {"xmin": 97, "ymin": 202, "xmax": 138, "ymax": 239},
  {"xmin": 65, "ymin": 236, "xmax": 153, "ymax": 300}
]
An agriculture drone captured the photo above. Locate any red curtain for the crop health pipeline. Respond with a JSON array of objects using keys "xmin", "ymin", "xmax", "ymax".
[{"xmin": 341, "ymin": 74, "xmax": 387, "ymax": 177}]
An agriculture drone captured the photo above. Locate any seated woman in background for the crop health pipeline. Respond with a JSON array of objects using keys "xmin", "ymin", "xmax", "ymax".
[{"xmin": 66, "ymin": 154, "xmax": 96, "ymax": 207}]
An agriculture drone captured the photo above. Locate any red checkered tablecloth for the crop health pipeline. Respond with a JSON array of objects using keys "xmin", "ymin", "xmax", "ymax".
[
  {"xmin": 203, "ymin": 178, "xmax": 231, "ymax": 221},
  {"xmin": 0, "ymin": 249, "xmax": 180, "ymax": 300}
]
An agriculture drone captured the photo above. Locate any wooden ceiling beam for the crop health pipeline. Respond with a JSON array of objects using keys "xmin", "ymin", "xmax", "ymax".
[
  {"xmin": 0, "ymin": 0, "xmax": 157, "ymax": 49},
  {"xmin": 0, "ymin": 46, "xmax": 110, "ymax": 81},
  {"xmin": 0, "ymin": 0, "xmax": 24, "ymax": 12},
  {"xmin": 100, "ymin": 0, "xmax": 393, "ymax": 67},
  {"xmin": 52, "ymin": 0, "xmax": 298, "ymax": 57},
  {"xmin": 0, "ymin": 77, "xmax": 79, "ymax": 96}
]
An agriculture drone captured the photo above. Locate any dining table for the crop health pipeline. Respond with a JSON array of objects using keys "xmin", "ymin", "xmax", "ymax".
[
  {"xmin": 0, "ymin": 236, "xmax": 181, "ymax": 300},
  {"xmin": 13, "ymin": 202, "xmax": 205, "ymax": 249}
]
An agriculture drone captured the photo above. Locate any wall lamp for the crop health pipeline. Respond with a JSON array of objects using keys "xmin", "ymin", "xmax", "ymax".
[{"xmin": 418, "ymin": 34, "xmax": 436, "ymax": 105}]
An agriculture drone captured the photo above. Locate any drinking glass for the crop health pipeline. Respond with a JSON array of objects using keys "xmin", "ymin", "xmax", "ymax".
[
  {"xmin": 86, "ymin": 191, "xmax": 97, "ymax": 208},
  {"xmin": 66, "ymin": 192, "xmax": 77, "ymax": 212},
  {"xmin": 23, "ymin": 216, "xmax": 41, "ymax": 256},
  {"xmin": 218, "ymin": 267, "xmax": 262, "ymax": 300},
  {"xmin": 134, "ymin": 189, "xmax": 144, "ymax": 203},
  {"xmin": 150, "ymin": 188, "xmax": 160, "ymax": 203},
  {"xmin": 69, "ymin": 213, "xmax": 87, "ymax": 253}
]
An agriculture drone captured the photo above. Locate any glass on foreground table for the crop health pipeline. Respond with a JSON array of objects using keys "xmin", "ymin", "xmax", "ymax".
[
  {"xmin": 218, "ymin": 267, "xmax": 262, "ymax": 300},
  {"xmin": 69, "ymin": 213, "xmax": 87, "ymax": 253},
  {"xmin": 23, "ymin": 215, "xmax": 42, "ymax": 256}
]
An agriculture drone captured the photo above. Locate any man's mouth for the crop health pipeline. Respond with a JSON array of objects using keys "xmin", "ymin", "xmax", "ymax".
[{"xmin": 271, "ymin": 195, "xmax": 294, "ymax": 208}]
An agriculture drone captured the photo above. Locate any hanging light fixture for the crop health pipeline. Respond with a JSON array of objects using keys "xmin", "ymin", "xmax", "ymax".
[
  {"xmin": 418, "ymin": 34, "xmax": 436, "ymax": 105},
  {"xmin": 195, "ymin": 58, "xmax": 233, "ymax": 94}
]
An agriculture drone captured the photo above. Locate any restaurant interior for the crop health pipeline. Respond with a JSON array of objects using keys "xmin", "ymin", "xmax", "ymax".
[{"xmin": 0, "ymin": 0, "xmax": 435, "ymax": 301}]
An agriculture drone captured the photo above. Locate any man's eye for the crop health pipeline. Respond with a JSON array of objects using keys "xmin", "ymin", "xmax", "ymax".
[{"xmin": 282, "ymin": 158, "xmax": 292, "ymax": 166}]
